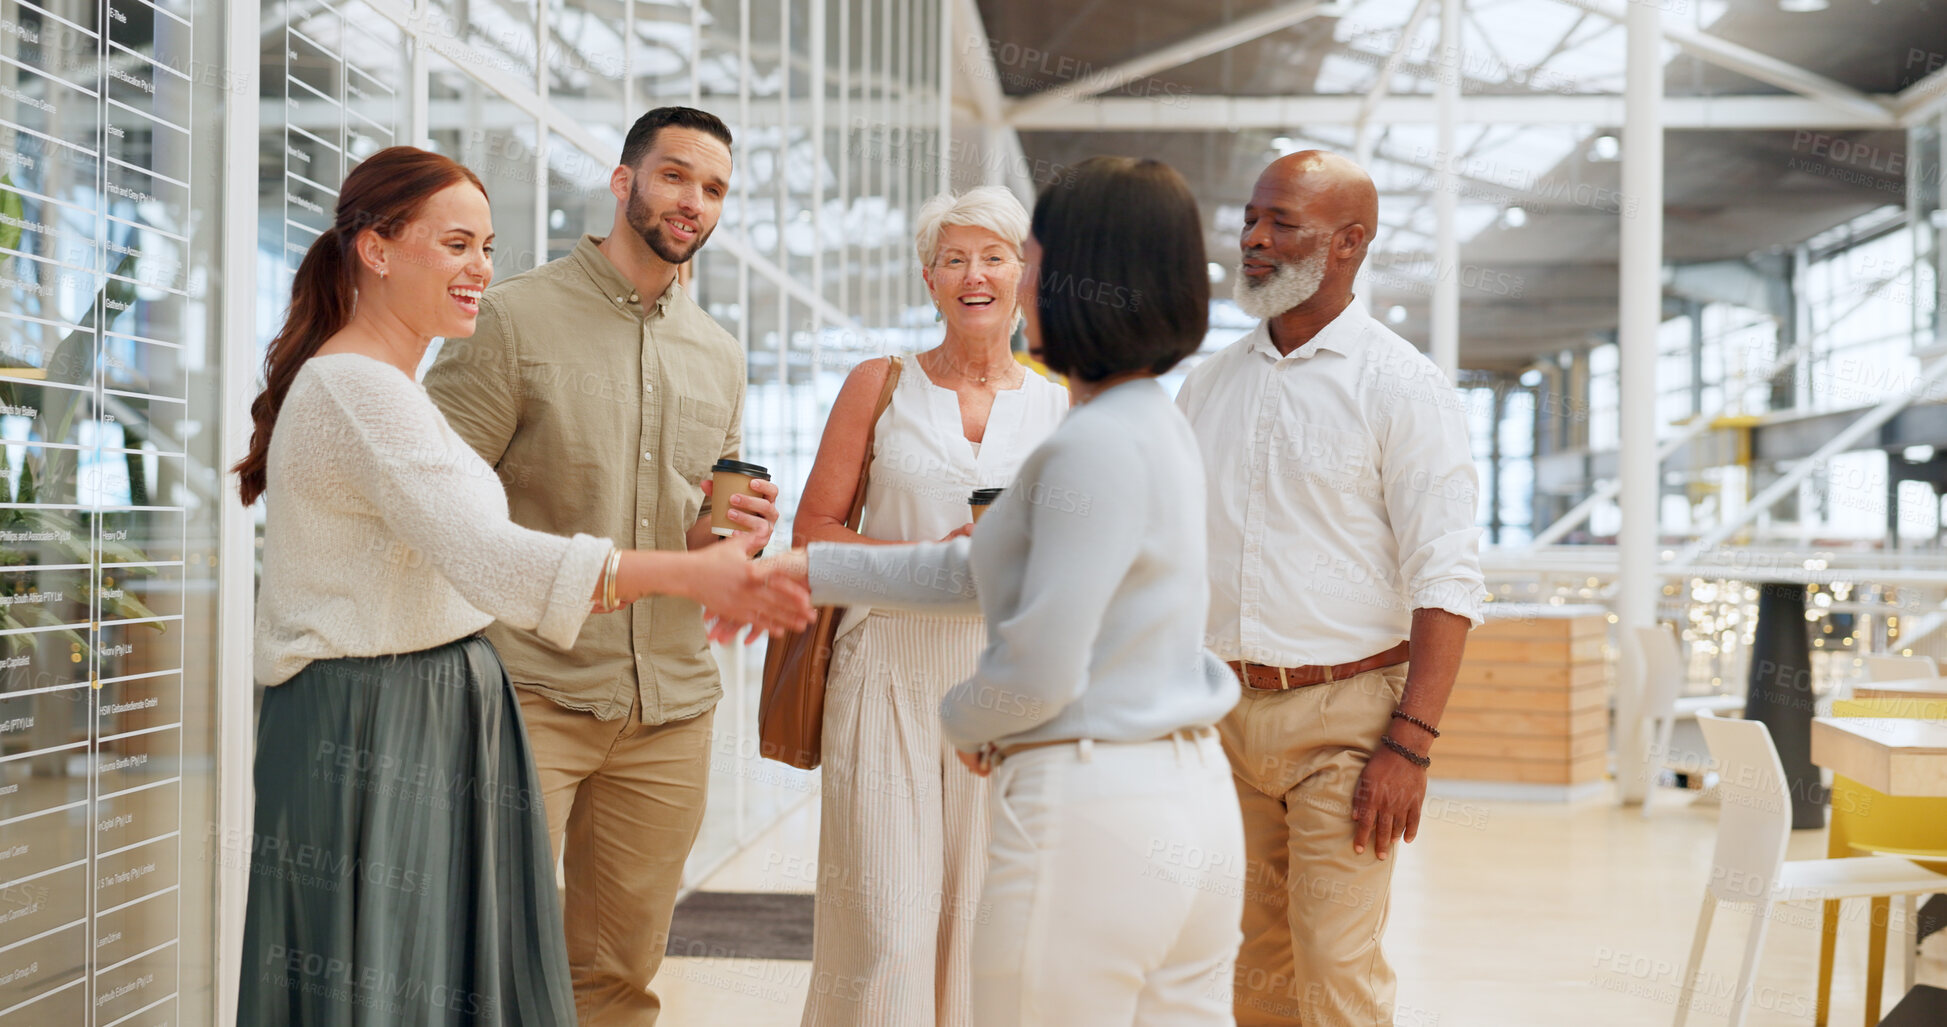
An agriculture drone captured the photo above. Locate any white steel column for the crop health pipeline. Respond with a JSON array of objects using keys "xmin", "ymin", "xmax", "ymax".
[
  {"xmin": 1354, "ymin": 0, "xmax": 1435, "ymax": 166},
  {"xmin": 778, "ymin": 0, "xmax": 791, "ymax": 394},
  {"xmin": 690, "ymin": 0, "xmax": 702, "ymax": 107},
  {"xmin": 737, "ymin": 0, "xmax": 751, "ymax": 363},
  {"xmin": 938, "ymin": 0, "xmax": 953, "ymax": 195},
  {"xmin": 1615, "ymin": 0, "xmax": 1664, "ymax": 805},
  {"xmin": 837, "ymin": 0, "xmax": 849, "ymax": 323},
  {"xmin": 1431, "ymin": 0, "xmax": 1459, "ymax": 379},
  {"xmin": 535, "ymin": 0, "xmax": 551, "ymax": 267},
  {"xmin": 216, "ymin": 0, "xmax": 263, "ymax": 1018},
  {"xmin": 1937, "ymin": 112, "xmax": 1947, "ymax": 352},
  {"xmin": 812, "ymin": 0, "xmax": 825, "ymax": 378},
  {"xmin": 409, "ymin": 1, "xmax": 429, "ymax": 145}
]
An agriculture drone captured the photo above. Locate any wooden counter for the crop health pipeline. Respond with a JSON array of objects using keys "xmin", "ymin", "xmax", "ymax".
[{"xmin": 1435, "ymin": 607, "xmax": 1610, "ymax": 786}]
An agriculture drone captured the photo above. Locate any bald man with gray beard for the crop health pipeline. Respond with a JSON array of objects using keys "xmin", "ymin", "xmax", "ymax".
[{"xmin": 1175, "ymin": 151, "xmax": 1486, "ymax": 1026}]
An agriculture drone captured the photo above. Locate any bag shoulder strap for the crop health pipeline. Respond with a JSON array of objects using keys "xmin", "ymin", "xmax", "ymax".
[{"xmin": 843, "ymin": 355, "xmax": 902, "ymax": 532}]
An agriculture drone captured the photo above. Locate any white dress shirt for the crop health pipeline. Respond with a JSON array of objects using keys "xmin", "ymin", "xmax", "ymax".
[{"xmin": 1175, "ymin": 302, "xmax": 1486, "ymax": 667}]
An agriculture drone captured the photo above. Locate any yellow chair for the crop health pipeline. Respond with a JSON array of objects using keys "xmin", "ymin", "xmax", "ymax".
[{"xmin": 1816, "ymin": 696, "xmax": 1947, "ymax": 1026}]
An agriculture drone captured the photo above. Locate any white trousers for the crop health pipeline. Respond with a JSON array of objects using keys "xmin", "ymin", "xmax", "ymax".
[{"xmin": 972, "ymin": 729, "xmax": 1245, "ymax": 1027}]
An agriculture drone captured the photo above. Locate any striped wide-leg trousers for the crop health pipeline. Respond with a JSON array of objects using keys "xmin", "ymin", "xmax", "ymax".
[{"xmin": 801, "ymin": 611, "xmax": 991, "ymax": 1027}]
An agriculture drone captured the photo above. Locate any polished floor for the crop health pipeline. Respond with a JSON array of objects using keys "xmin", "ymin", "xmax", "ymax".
[{"xmin": 658, "ymin": 784, "xmax": 1947, "ymax": 1026}]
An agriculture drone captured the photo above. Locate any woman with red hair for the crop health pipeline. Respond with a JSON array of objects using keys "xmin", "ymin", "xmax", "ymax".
[{"xmin": 235, "ymin": 146, "xmax": 809, "ymax": 1024}]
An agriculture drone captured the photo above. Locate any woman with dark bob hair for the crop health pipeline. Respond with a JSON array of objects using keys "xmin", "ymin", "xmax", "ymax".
[
  {"xmin": 237, "ymin": 146, "xmax": 811, "ymax": 1024},
  {"xmin": 765, "ymin": 156, "xmax": 1244, "ymax": 1024}
]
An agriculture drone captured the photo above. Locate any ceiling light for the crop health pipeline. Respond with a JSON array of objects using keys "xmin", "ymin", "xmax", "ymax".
[
  {"xmin": 1386, "ymin": 305, "xmax": 1408, "ymax": 324},
  {"xmin": 1778, "ymin": 0, "xmax": 1827, "ymax": 10},
  {"xmin": 1591, "ymin": 135, "xmax": 1620, "ymax": 160},
  {"xmin": 1520, "ymin": 369, "xmax": 1542, "ymax": 387},
  {"xmin": 1271, "ymin": 136, "xmax": 1295, "ymax": 153},
  {"xmin": 1503, "ymin": 206, "xmax": 1528, "ymax": 227},
  {"xmin": 1208, "ymin": 262, "xmax": 1227, "ymax": 283},
  {"xmin": 1905, "ymin": 445, "xmax": 1936, "ymax": 463}
]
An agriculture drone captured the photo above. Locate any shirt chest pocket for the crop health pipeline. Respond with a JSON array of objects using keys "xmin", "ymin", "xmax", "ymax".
[{"xmin": 674, "ymin": 396, "xmax": 733, "ymax": 481}]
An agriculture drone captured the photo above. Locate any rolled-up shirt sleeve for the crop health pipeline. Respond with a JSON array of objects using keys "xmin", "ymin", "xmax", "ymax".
[{"xmin": 1380, "ymin": 375, "xmax": 1486, "ymax": 627}]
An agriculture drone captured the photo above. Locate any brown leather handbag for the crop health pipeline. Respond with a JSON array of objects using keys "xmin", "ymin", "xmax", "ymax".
[{"xmin": 758, "ymin": 356, "xmax": 903, "ymax": 769}]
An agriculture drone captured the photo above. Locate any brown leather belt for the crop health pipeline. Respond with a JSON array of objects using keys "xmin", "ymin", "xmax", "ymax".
[
  {"xmin": 1228, "ymin": 641, "xmax": 1410, "ymax": 692},
  {"xmin": 988, "ymin": 725, "xmax": 1217, "ymax": 768}
]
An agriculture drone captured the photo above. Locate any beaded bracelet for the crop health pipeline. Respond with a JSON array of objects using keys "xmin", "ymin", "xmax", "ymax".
[
  {"xmin": 1389, "ymin": 709, "xmax": 1441, "ymax": 738},
  {"xmin": 1380, "ymin": 734, "xmax": 1431, "ymax": 769}
]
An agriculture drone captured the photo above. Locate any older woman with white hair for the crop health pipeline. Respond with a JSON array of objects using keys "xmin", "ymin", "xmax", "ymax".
[{"xmin": 792, "ymin": 186, "xmax": 1068, "ymax": 1026}]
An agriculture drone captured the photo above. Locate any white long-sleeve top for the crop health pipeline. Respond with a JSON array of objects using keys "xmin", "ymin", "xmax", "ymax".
[
  {"xmin": 1174, "ymin": 303, "xmax": 1486, "ymax": 668},
  {"xmin": 807, "ymin": 378, "xmax": 1239, "ymax": 750},
  {"xmin": 253, "ymin": 353, "xmax": 613, "ymax": 686}
]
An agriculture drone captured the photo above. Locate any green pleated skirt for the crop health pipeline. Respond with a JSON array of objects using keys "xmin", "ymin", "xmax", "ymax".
[{"xmin": 238, "ymin": 634, "xmax": 574, "ymax": 1026}]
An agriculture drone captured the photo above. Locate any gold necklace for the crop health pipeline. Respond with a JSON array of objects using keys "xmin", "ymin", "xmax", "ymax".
[{"xmin": 929, "ymin": 351, "xmax": 1016, "ymax": 386}]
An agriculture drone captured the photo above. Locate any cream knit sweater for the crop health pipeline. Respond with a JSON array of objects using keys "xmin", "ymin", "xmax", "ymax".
[{"xmin": 253, "ymin": 353, "xmax": 613, "ymax": 686}]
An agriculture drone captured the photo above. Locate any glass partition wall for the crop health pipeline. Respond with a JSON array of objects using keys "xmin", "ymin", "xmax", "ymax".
[
  {"xmin": 0, "ymin": 0, "xmax": 942, "ymax": 1021},
  {"xmin": 2, "ymin": 0, "xmax": 235, "ymax": 1021},
  {"xmin": 251, "ymin": 0, "xmax": 945, "ymax": 910}
]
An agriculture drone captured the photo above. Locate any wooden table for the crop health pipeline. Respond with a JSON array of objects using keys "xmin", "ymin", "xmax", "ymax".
[
  {"xmin": 1810, "ymin": 717, "xmax": 1947, "ymax": 797},
  {"xmin": 1853, "ymin": 677, "xmax": 1947, "ymax": 702}
]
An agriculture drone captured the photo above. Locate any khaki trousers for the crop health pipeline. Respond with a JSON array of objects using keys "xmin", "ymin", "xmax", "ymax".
[
  {"xmin": 1218, "ymin": 663, "xmax": 1408, "ymax": 1027},
  {"xmin": 517, "ymin": 689, "xmax": 714, "ymax": 1027}
]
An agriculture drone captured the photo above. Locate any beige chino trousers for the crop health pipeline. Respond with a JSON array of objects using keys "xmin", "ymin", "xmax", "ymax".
[
  {"xmin": 1219, "ymin": 663, "xmax": 1409, "ymax": 1027},
  {"xmin": 517, "ymin": 689, "xmax": 714, "ymax": 1027}
]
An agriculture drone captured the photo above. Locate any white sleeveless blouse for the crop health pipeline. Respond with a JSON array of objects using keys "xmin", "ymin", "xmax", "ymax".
[{"xmin": 835, "ymin": 358, "xmax": 1068, "ymax": 638}]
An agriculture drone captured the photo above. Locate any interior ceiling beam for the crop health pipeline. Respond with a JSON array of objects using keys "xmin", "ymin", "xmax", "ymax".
[
  {"xmin": 953, "ymin": 0, "xmax": 1035, "ymax": 201},
  {"xmin": 955, "ymin": 0, "xmax": 1009, "ymax": 125},
  {"xmin": 1008, "ymin": 93, "xmax": 1898, "ymax": 131},
  {"xmin": 1354, "ymin": 0, "xmax": 1438, "ymax": 160},
  {"xmin": 1550, "ymin": 0, "xmax": 1892, "ymax": 123},
  {"xmin": 1004, "ymin": 0, "xmax": 1346, "ymax": 123},
  {"xmin": 1896, "ymin": 63, "xmax": 1947, "ymax": 124}
]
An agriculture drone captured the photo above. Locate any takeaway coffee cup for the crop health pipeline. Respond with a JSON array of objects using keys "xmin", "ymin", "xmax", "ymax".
[
  {"xmin": 969, "ymin": 487, "xmax": 1005, "ymax": 524},
  {"xmin": 710, "ymin": 459, "xmax": 772, "ymax": 536}
]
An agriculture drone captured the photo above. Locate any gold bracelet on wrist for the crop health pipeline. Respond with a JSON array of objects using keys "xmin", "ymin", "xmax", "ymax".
[{"xmin": 604, "ymin": 549, "xmax": 622, "ymax": 610}]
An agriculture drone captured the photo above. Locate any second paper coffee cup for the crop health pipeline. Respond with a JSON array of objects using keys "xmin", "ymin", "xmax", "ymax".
[{"xmin": 969, "ymin": 487, "xmax": 1005, "ymax": 524}]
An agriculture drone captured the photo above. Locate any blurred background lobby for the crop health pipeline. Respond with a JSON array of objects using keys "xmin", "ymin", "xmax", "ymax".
[{"xmin": 4, "ymin": 0, "xmax": 1947, "ymax": 1023}]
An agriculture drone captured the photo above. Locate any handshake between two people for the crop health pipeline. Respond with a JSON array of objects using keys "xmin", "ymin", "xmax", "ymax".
[
  {"xmin": 586, "ymin": 475, "xmax": 819, "ymax": 645},
  {"xmin": 599, "ymin": 477, "xmax": 977, "ymax": 645}
]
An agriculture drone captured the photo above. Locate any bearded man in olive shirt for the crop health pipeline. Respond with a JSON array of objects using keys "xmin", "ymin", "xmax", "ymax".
[{"xmin": 424, "ymin": 107, "xmax": 777, "ymax": 1025}]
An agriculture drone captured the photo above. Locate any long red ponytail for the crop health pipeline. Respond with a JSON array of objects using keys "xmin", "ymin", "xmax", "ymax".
[{"xmin": 234, "ymin": 146, "xmax": 487, "ymax": 505}]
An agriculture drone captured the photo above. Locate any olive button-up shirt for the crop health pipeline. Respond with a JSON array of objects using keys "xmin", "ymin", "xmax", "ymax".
[{"xmin": 424, "ymin": 234, "xmax": 745, "ymax": 723}]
